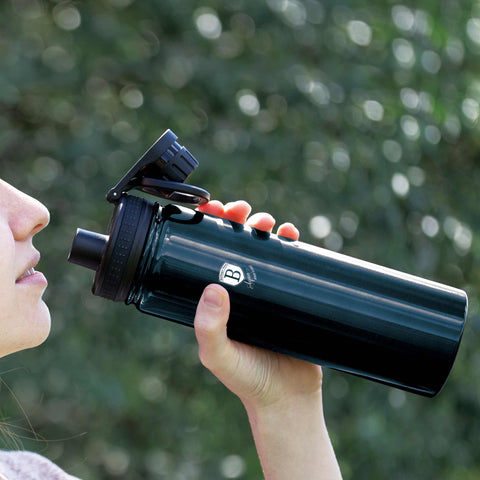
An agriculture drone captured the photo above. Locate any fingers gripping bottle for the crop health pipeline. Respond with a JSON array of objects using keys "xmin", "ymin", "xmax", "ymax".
[{"xmin": 68, "ymin": 130, "xmax": 468, "ymax": 397}]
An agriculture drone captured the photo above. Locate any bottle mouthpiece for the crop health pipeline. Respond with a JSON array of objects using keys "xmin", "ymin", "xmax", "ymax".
[{"xmin": 68, "ymin": 229, "xmax": 108, "ymax": 271}]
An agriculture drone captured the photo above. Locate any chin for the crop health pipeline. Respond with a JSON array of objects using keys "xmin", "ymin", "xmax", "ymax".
[
  {"xmin": 16, "ymin": 302, "xmax": 51, "ymax": 355},
  {"xmin": 29, "ymin": 301, "xmax": 52, "ymax": 348},
  {"xmin": 0, "ymin": 301, "xmax": 52, "ymax": 358}
]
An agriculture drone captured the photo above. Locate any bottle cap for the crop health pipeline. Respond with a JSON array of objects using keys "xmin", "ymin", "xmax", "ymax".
[{"xmin": 106, "ymin": 129, "xmax": 210, "ymax": 206}]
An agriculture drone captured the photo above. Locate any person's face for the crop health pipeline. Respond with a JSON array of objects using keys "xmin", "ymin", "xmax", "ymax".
[{"xmin": 0, "ymin": 179, "xmax": 50, "ymax": 358}]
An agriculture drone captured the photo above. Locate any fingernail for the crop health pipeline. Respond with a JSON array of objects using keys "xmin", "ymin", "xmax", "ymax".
[{"xmin": 203, "ymin": 286, "xmax": 225, "ymax": 309}]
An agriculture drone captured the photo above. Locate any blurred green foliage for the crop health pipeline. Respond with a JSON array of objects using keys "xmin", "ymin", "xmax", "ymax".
[{"xmin": 0, "ymin": 0, "xmax": 479, "ymax": 478}]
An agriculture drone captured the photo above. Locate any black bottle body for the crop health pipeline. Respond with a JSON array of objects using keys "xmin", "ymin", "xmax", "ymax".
[{"xmin": 123, "ymin": 200, "xmax": 467, "ymax": 397}]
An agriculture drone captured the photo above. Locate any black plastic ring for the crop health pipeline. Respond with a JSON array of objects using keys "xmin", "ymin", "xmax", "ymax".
[{"xmin": 93, "ymin": 196, "xmax": 153, "ymax": 301}]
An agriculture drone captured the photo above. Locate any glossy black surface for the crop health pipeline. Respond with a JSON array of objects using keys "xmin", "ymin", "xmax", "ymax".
[{"xmin": 127, "ymin": 203, "xmax": 468, "ymax": 397}]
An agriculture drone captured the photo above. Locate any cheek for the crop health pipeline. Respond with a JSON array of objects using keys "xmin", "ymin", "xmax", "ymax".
[
  {"xmin": 0, "ymin": 233, "xmax": 16, "ymax": 327},
  {"xmin": 0, "ymin": 223, "xmax": 50, "ymax": 356},
  {"xmin": 0, "ymin": 269, "xmax": 16, "ymax": 326}
]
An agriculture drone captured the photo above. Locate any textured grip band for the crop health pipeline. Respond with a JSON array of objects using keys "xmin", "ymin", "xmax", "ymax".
[{"xmin": 93, "ymin": 196, "xmax": 153, "ymax": 301}]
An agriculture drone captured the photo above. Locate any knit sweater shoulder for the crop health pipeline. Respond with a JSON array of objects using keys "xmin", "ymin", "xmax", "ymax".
[{"xmin": 0, "ymin": 451, "xmax": 80, "ymax": 480}]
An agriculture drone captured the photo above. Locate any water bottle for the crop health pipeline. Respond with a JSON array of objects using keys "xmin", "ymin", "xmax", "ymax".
[{"xmin": 68, "ymin": 130, "xmax": 468, "ymax": 397}]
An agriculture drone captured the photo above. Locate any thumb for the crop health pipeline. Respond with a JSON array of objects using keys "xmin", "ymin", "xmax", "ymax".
[{"xmin": 194, "ymin": 284, "xmax": 232, "ymax": 373}]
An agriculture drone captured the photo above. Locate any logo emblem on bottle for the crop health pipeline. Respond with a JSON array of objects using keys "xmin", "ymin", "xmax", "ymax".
[{"xmin": 219, "ymin": 263, "xmax": 245, "ymax": 286}]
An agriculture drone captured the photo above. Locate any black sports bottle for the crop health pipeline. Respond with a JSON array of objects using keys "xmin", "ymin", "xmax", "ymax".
[{"xmin": 68, "ymin": 130, "xmax": 468, "ymax": 397}]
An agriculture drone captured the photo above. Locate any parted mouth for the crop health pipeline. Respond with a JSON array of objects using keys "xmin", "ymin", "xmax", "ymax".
[
  {"xmin": 16, "ymin": 253, "xmax": 41, "ymax": 283},
  {"xmin": 17, "ymin": 267, "xmax": 36, "ymax": 282}
]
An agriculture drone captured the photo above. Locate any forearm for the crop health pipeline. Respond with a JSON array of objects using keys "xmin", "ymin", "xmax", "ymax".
[{"xmin": 243, "ymin": 393, "xmax": 342, "ymax": 480}]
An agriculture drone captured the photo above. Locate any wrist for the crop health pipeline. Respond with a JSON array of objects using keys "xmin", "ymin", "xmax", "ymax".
[
  {"xmin": 239, "ymin": 368, "xmax": 324, "ymax": 415},
  {"xmin": 242, "ymin": 390, "xmax": 342, "ymax": 479},
  {"xmin": 242, "ymin": 390, "xmax": 328, "ymax": 448},
  {"xmin": 242, "ymin": 388, "xmax": 324, "ymax": 422}
]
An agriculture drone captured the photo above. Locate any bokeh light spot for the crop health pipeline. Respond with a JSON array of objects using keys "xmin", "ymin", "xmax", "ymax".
[
  {"xmin": 424, "ymin": 125, "xmax": 442, "ymax": 144},
  {"xmin": 53, "ymin": 4, "xmax": 81, "ymax": 31},
  {"xmin": 401, "ymin": 115, "xmax": 420, "ymax": 140},
  {"xmin": 462, "ymin": 98, "xmax": 479, "ymax": 123},
  {"xmin": 120, "ymin": 86, "xmax": 144, "ymax": 109},
  {"xmin": 421, "ymin": 216, "xmax": 440, "ymax": 238},
  {"xmin": 347, "ymin": 20, "xmax": 372, "ymax": 46},
  {"xmin": 393, "ymin": 38, "xmax": 415, "ymax": 68},
  {"xmin": 236, "ymin": 89, "xmax": 260, "ymax": 116},
  {"xmin": 220, "ymin": 455, "xmax": 246, "ymax": 478},
  {"xmin": 391, "ymin": 172, "xmax": 410, "ymax": 197},
  {"xmin": 466, "ymin": 17, "xmax": 480, "ymax": 45},
  {"xmin": 391, "ymin": 5, "xmax": 414, "ymax": 32},
  {"xmin": 382, "ymin": 139, "xmax": 402, "ymax": 163},
  {"xmin": 309, "ymin": 215, "xmax": 332, "ymax": 239},
  {"xmin": 421, "ymin": 50, "xmax": 442, "ymax": 74},
  {"xmin": 194, "ymin": 8, "xmax": 222, "ymax": 39},
  {"xmin": 363, "ymin": 100, "xmax": 384, "ymax": 121}
]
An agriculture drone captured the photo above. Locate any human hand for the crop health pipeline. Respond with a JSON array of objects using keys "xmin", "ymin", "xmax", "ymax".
[
  {"xmin": 193, "ymin": 200, "xmax": 323, "ymax": 411},
  {"xmin": 193, "ymin": 201, "xmax": 341, "ymax": 479}
]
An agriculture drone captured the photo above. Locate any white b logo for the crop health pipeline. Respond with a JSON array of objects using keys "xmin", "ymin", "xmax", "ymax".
[{"xmin": 219, "ymin": 263, "xmax": 245, "ymax": 286}]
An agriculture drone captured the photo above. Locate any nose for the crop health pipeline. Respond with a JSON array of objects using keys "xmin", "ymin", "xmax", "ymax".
[{"xmin": 6, "ymin": 183, "xmax": 50, "ymax": 240}]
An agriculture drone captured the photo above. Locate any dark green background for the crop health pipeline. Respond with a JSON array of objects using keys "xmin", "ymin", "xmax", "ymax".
[{"xmin": 1, "ymin": 0, "xmax": 479, "ymax": 478}]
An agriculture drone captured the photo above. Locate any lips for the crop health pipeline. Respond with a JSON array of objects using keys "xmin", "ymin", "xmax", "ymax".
[
  {"xmin": 16, "ymin": 252, "xmax": 41, "ymax": 284},
  {"xmin": 17, "ymin": 267, "xmax": 36, "ymax": 281}
]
